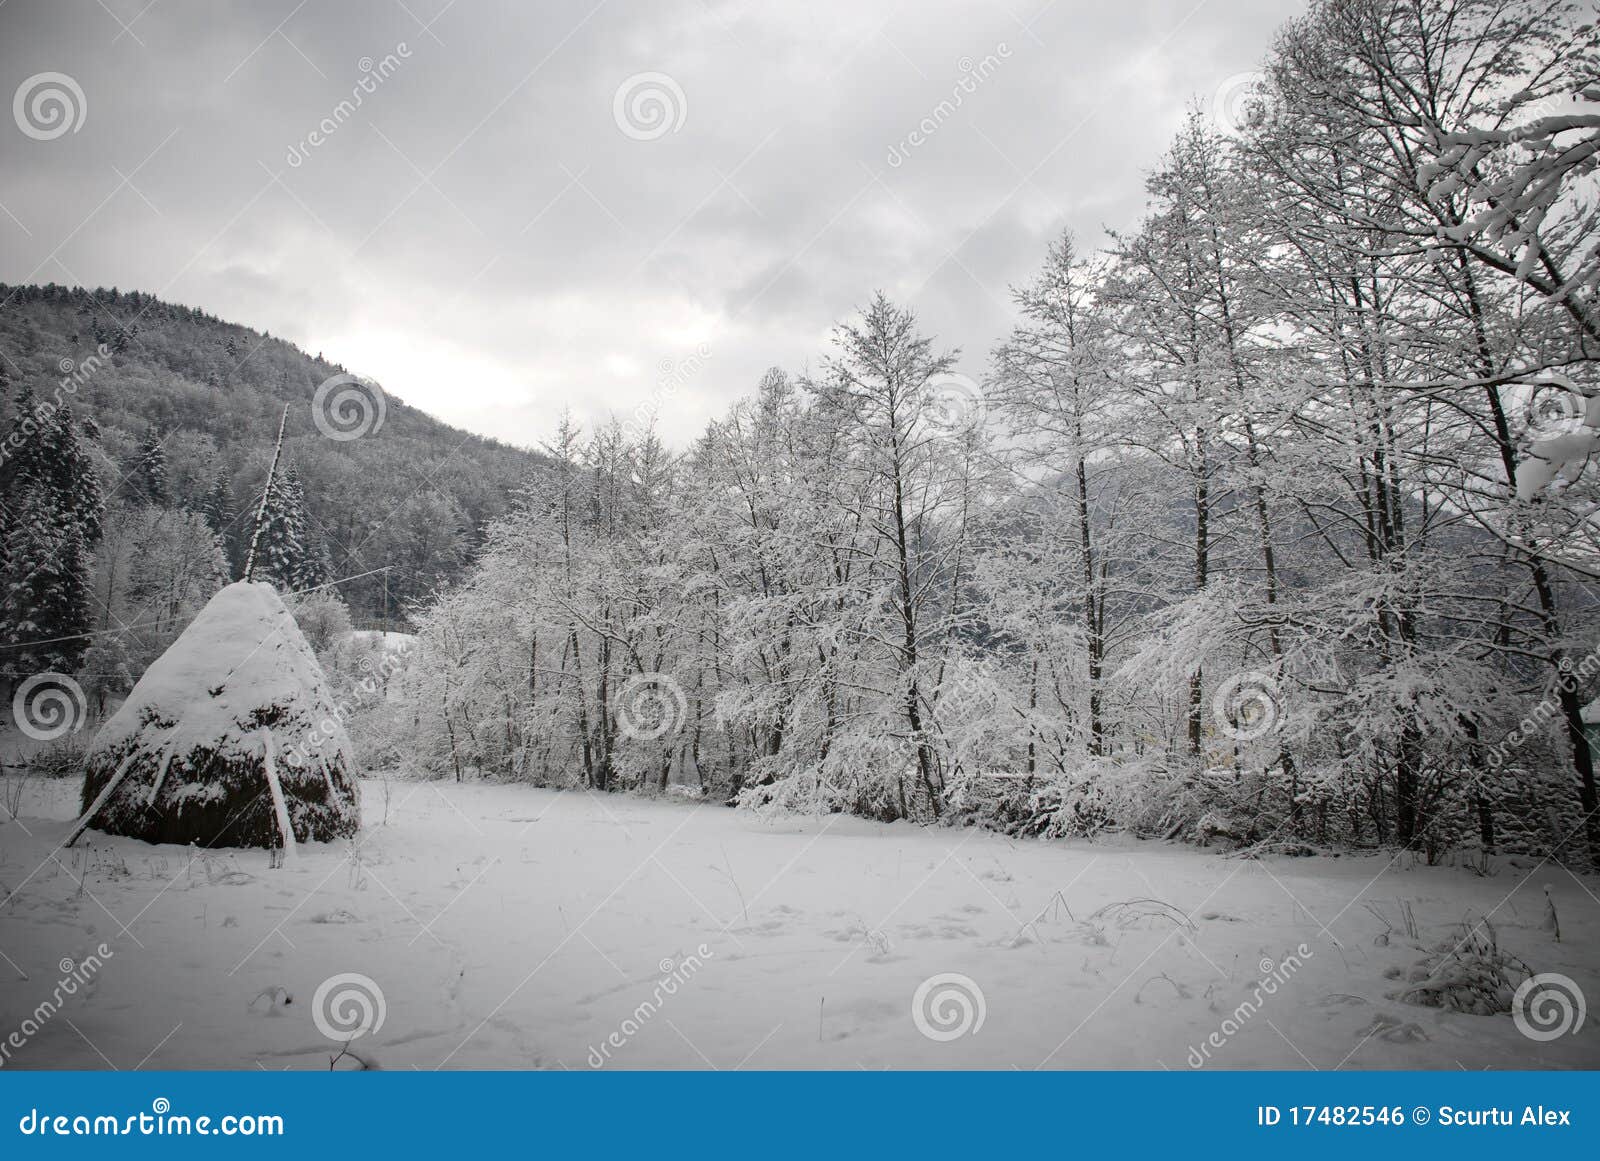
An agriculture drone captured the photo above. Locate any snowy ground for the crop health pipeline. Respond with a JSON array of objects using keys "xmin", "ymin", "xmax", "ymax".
[{"xmin": 0, "ymin": 776, "xmax": 1596, "ymax": 1070}]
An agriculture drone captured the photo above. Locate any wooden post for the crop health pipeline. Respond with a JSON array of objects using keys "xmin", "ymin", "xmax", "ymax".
[
  {"xmin": 64, "ymin": 750, "xmax": 140, "ymax": 847},
  {"xmin": 260, "ymin": 728, "xmax": 298, "ymax": 864},
  {"xmin": 243, "ymin": 403, "xmax": 291, "ymax": 584}
]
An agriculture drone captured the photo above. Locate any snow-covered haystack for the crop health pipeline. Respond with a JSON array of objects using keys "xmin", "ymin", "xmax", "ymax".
[{"xmin": 77, "ymin": 581, "xmax": 360, "ymax": 850}]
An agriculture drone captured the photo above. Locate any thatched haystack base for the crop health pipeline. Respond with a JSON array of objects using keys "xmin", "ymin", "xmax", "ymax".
[
  {"xmin": 81, "ymin": 732, "xmax": 357, "ymax": 848},
  {"xmin": 76, "ymin": 581, "xmax": 361, "ymax": 851}
]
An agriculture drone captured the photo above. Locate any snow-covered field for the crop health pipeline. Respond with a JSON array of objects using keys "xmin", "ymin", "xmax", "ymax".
[{"xmin": 0, "ymin": 776, "xmax": 1596, "ymax": 1071}]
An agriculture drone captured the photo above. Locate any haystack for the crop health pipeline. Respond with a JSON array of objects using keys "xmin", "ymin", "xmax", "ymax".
[{"xmin": 74, "ymin": 581, "xmax": 360, "ymax": 852}]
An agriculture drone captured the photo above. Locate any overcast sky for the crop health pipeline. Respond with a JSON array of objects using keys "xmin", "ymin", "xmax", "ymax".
[{"xmin": 1, "ymin": 0, "xmax": 1295, "ymax": 449}]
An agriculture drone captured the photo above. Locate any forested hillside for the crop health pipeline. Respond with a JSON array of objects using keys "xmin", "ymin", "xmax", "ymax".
[
  {"xmin": 0, "ymin": 284, "xmax": 547, "ymax": 718},
  {"xmin": 0, "ymin": 283, "xmax": 545, "ymax": 623}
]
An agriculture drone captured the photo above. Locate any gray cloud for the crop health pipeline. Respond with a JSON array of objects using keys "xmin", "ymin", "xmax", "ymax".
[{"xmin": 1, "ymin": 0, "xmax": 1294, "ymax": 447}]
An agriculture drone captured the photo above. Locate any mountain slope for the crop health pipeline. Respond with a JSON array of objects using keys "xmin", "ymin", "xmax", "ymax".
[{"xmin": 0, "ymin": 283, "xmax": 548, "ymax": 623}]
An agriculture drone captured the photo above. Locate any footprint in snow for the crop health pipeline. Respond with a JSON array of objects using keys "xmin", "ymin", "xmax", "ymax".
[
  {"xmin": 818, "ymin": 996, "xmax": 899, "ymax": 1042},
  {"xmin": 1313, "ymin": 993, "xmax": 1368, "ymax": 1009},
  {"xmin": 737, "ymin": 917, "xmax": 790, "ymax": 936},
  {"xmin": 308, "ymin": 908, "xmax": 360, "ymax": 925},
  {"xmin": 897, "ymin": 921, "xmax": 980, "ymax": 941},
  {"xmin": 1360, "ymin": 1012, "xmax": 1428, "ymax": 1043},
  {"xmin": 247, "ymin": 985, "xmax": 293, "ymax": 1016}
]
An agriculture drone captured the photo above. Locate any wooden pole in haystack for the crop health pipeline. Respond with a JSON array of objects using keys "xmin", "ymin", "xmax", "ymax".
[{"xmin": 243, "ymin": 403, "xmax": 291, "ymax": 584}]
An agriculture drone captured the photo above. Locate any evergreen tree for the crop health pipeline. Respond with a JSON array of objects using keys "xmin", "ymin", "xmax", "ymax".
[
  {"xmin": 0, "ymin": 400, "xmax": 104, "ymax": 677},
  {"xmin": 4, "ymin": 482, "xmax": 96, "ymax": 674},
  {"xmin": 250, "ymin": 462, "xmax": 324, "ymax": 592},
  {"xmin": 201, "ymin": 468, "xmax": 233, "ymax": 533},
  {"xmin": 283, "ymin": 467, "xmax": 329, "ymax": 591},
  {"xmin": 132, "ymin": 426, "xmax": 170, "ymax": 506},
  {"xmin": 201, "ymin": 467, "xmax": 236, "ymax": 570}
]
